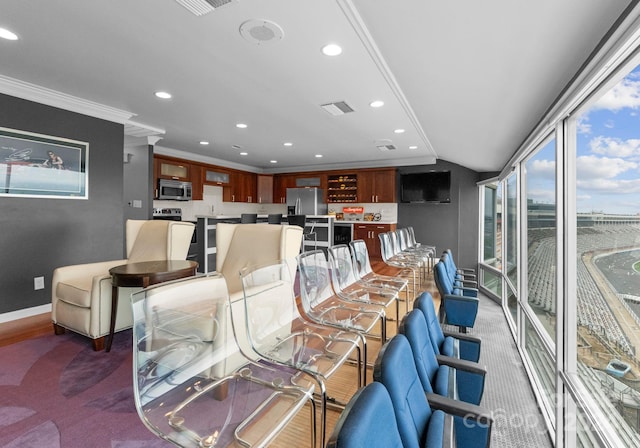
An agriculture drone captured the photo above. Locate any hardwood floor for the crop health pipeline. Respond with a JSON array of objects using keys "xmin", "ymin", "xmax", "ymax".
[
  {"xmin": 0, "ymin": 259, "xmax": 438, "ymax": 447},
  {"xmin": 0, "ymin": 312, "xmax": 52, "ymax": 347}
]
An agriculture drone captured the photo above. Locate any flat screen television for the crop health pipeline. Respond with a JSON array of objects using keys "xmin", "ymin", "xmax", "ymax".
[{"xmin": 400, "ymin": 171, "xmax": 451, "ymax": 203}]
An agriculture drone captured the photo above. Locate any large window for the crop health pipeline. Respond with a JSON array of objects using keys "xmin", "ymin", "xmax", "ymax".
[
  {"xmin": 505, "ymin": 174, "xmax": 519, "ymax": 290},
  {"xmin": 483, "ymin": 183, "xmax": 501, "ymax": 267},
  {"xmin": 525, "ymin": 138, "xmax": 557, "ymax": 341},
  {"xmin": 480, "ymin": 182, "xmax": 503, "ymax": 298},
  {"xmin": 573, "ymin": 64, "xmax": 640, "ymax": 444},
  {"xmin": 475, "ymin": 11, "xmax": 640, "ymax": 446}
]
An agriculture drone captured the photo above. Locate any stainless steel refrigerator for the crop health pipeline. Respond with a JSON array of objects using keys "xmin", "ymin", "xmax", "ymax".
[{"xmin": 286, "ymin": 188, "xmax": 327, "ymax": 215}]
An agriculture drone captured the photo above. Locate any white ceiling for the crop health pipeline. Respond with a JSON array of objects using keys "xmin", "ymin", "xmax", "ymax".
[{"xmin": 0, "ymin": 0, "xmax": 632, "ymax": 173}]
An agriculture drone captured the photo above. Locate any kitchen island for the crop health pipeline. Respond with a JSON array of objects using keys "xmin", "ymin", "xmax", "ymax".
[{"xmin": 195, "ymin": 214, "xmax": 335, "ymax": 273}]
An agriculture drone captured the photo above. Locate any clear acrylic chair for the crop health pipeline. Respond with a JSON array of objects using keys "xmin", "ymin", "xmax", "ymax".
[
  {"xmin": 328, "ymin": 244, "xmax": 399, "ymax": 329},
  {"xmin": 238, "ymin": 259, "xmax": 363, "ymax": 448},
  {"xmin": 378, "ymin": 232, "xmax": 423, "ymax": 289},
  {"xmin": 349, "ymin": 239, "xmax": 412, "ymax": 310},
  {"xmin": 397, "ymin": 227, "xmax": 435, "ymax": 273},
  {"xmin": 131, "ymin": 273, "xmax": 316, "ymax": 448},
  {"xmin": 387, "ymin": 230, "xmax": 428, "ymax": 280},
  {"xmin": 378, "ymin": 232, "xmax": 421, "ymax": 304},
  {"xmin": 296, "ymin": 250, "xmax": 387, "ymax": 370},
  {"xmin": 407, "ymin": 226, "xmax": 438, "ymax": 257}
]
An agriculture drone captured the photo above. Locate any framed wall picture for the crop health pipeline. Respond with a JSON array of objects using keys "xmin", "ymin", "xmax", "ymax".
[{"xmin": 0, "ymin": 127, "xmax": 88, "ymax": 199}]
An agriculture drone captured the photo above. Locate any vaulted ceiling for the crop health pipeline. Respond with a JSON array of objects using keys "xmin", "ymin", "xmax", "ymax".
[{"xmin": 0, "ymin": 0, "xmax": 632, "ymax": 172}]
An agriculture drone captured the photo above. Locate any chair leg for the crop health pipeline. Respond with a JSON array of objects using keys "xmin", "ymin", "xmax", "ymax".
[
  {"xmin": 92, "ymin": 336, "xmax": 105, "ymax": 351},
  {"xmin": 52, "ymin": 323, "xmax": 66, "ymax": 335}
]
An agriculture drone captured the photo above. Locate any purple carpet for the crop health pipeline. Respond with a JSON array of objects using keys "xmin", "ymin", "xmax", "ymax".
[{"xmin": 0, "ymin": 330, "xmax": 171, "ymax": 447}]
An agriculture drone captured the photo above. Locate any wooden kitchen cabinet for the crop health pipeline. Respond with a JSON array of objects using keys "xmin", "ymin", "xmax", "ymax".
[
  {"xmin": 257, "ymin": 174, "xmax": 273, "ymax": 204},
  {"xmin": 358, "ymin": 169, "xmax": 397, "ymax": 203},
  {"xmin": 223, "ymin": 171, "xmax": 257, "ymax": 202},
  {"xmin": 202, "ymin": 167, "xmax": 231, "ymax": 186},
  {"xmin": 353, "ymin": 223, "xmax": 396, "ymax": 259},
  {"xmin": 190, "ymin": 163, "xmax": 203, "ymax": 200},
  {"xmin": 273, "ymin": 174, "xmax": 298, "ymax": 204},
  {"xmin": 155, "ymin": 157, "xmax": 190, "ymax": 181},
  {"xmin": 153, "ymin": 156, "xmax": 204, "ymax": 199}
]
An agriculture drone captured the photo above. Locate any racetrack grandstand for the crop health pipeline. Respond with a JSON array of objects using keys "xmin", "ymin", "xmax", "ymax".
[{"xmin": 528, "ymin": 220, "xmax": 640, "ymax": 432}]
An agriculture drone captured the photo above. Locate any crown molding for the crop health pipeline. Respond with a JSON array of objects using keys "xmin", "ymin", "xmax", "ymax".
[{"xmin": 0, "ymin": 74, "xmax": 135, "ymax": 124}]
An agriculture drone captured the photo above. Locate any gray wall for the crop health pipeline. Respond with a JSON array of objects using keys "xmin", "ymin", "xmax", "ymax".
[
  {"xmin": 123, "ymin": 140, "xmax": 153, "ymax": 223},
  {"xmin": 0, "ymin": 93, "xmax": 125, "ymax": 314},
  {"xmin": 397, "ymin": 159, "xmax": 480, "ymax": 270}
]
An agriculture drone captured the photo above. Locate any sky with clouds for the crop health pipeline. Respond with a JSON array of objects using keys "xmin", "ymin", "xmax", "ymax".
[{"xmin": 526, "ymin": 65, "xmax": 640, "ymax": 215}]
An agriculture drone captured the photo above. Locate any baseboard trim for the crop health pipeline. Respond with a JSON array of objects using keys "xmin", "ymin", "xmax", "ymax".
[{"xmin": 0, "ymin": 304, "xmax": 52, "ymax": 324}]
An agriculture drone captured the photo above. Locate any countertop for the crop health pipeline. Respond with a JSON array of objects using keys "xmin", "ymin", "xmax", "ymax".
[
  {"xmin": 194, "ymin": 215, "xmax": 396, "ymax": 224},
  {"xmin": 334, "ymin": 220, "xmax": 396, "ymax": 224},
  {"xmin": 195, "ymin": 214, "xmax": 333, "ymax": 219}
]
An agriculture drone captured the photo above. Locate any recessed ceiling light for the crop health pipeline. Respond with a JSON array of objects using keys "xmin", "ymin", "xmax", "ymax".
[
  {"xmin": 409, "ymin": 145, "xmax": 418, "ymax": 149},
  {"xmin": 322, "ymin": 43, "xmax": 342, "ymax": 56},
  {"xmin": 200, "ymin": 141, "xmax": 209, "ymax": 145},
  {"xmin": 394, "ymin": 129, "xmax": 405, "ymax": 134},
  {"xmin": 315, "ymin": 154, "xmax": 323, "ymax": 158},
  {"xmin": 155, "ymin": 91, "xmax": 172, "ymax": 99},
  {"xmin": 283, "ymin": 142, "xmax": 293, "ymax": 147},
  {"xmin": 270, "ymin": 160, "xmax": 277, "ymax": 164},
  {"xmin": 240, "ymin": 152, "xmax": 248, "ymax": 156},
  {"xmin": 370, "ymin": 100, "xmax": 384, "ymax": 108},
  {"xmin": 0, "ymin": 28, "xmax": 18, "ymax": 41},
  {"xmin": 236, "ymin": 123, "xmax": 248, "ymax": 129}
]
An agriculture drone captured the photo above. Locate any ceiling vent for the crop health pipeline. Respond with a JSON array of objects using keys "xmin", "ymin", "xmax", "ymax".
[
  {"xmin": 321, "ymin": 101, "xmax": 355, "ymax": 116},
  {"xmin": 174, "ymin": 0, "xmax": 233, "ymax": 16},
  {"xmin": 239, "ymin": 19, "xmax": 284, "ymax": 45},
  {"xmin": 375, "ymin": 139, "xmax": 396, "ymax": 151}
]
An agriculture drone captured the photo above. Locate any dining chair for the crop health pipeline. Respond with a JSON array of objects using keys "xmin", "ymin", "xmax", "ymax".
[
  {"xmin": 267, "ymin": 213, "xmax": 283, "ymax": 224},
  {"xmin": 240, "ymin": 213, "xmax": 258, "ymax": 223},
  {"xmin": 297, "ymin": 250, "xmax": 387, "ymax": 369},
  {"xmin": 328, "ymin": 244, "xmax": 400, "ymax": 327},
  {"xmin": 397, "ymin": 227, "xmax": 435, "ymax": 273},
  {"xmin": 131, "ymin": 273, "xmax": 316, "ymax": 448},
  {"xmin": 349, "ymin": 239, "xmax": 412, "ymax": 306},
  {"xmin": 288, "ymin": 214, "xmax": 317, "ymax": 251},
  {"xmin": 388, "ymin": 230, "xmax": 428, "ymax": 280},
  {"xmin": 238, "ymin": 259, "xmax": 363, "ymax": 448},
  {"xmin": 378, "ymin": 232, "xmax": 421, "ymax": 299}
]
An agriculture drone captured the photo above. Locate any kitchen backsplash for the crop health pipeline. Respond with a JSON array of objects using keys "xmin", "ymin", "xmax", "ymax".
[{"xmin": 154, "ymin": 185, "xmax": 398, "ymax": 222}]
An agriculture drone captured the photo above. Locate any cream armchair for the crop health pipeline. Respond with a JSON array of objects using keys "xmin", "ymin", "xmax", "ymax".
[
  {"xmin": 215, "ymin": 223, "xmax": 303, "ymax": 298},
  {"xmin": 213, "ymin": 223, "xmax": 303, "ymax": 376},
  {"xmin": 51, "ymin": 219, "xmax": 195, "ymax": 351}
]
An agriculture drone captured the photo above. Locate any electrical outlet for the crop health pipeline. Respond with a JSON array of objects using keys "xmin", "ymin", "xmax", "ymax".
[{"xmin": 34, "ymin": 276, "xmax": 45, "ymax": 290}]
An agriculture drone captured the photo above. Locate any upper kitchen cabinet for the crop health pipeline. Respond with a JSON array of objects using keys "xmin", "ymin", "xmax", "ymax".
[
  {"xmin": 273, "ymin": 174, "xmax": 298, "ymax": 204},
  {"xmin": 155, "ymin": 156, "xmax": 190, "ymax": 181},
  {"xmin": 154, "ymin": 156, "xmax": 203, "ymax": 200},
  {"xmin": 358, "ymin": 168, "xmax": 397, "ymax": 203},
  {"xmin": 257, "ymin": 174, "xmax": 273, "ymax": 204},
  {"xmin": 190, "ymin": 163, "xmax": 203, "ymax": 200},
  {"xmin": 202, "ymin": 167, "xmax": 231, "ymax": 186},
  {"xmin": 223, "ymin": 171, "xmax": 257, "ymax": 203}
]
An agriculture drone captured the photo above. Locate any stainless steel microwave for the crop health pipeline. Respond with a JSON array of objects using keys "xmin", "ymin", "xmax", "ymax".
[{"xmin": 157, "ymin": 179, "xmax": 192, "ymax": 201}]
